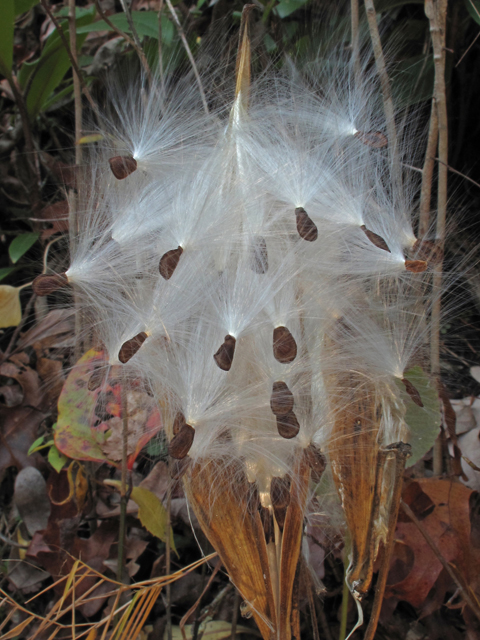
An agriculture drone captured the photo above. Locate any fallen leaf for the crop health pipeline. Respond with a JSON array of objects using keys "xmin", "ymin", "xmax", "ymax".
[
  {"xmin": 168, "ymin": 618, "xmax": 253, "ymax": 639},
  {"xmin": 17, "ymin": 308, "xmax": 75, "ymax": 351},
  {"xmin": 14, "ymin": 466, "xmax": 51, "ymax": 536},
  {"xmin": 38, "ymin": 199, "xmax": 69, "ymax": 240},
  {"xmin": 0, "ymin": 285, "xmax": 22, "ymax": 328}
]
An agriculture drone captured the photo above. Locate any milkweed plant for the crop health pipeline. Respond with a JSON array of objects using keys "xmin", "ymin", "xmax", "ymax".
[{"xmin": 33, "ymin": 8, "xmax": 446, "ymax": 640}]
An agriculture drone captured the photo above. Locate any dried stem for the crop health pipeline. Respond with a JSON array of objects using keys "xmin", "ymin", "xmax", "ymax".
[
  {"xmin": 364, "ymin": 0, "xmax": 401, "ymax": 190},
  {"xmin": 350, "ymin": 0, "xmax": 361, "ymax": 85},
  {"xmin": 400, "ymin": 499, "xmax": 480, "ymax": 622},
  {"xmin": 93, "ymin": 0, "xmax": 151, "ymax": 82},
  {"xmin": 165, "ymin": 461, "xmax": 173, "ymax": 640},
  {"xmin": 68, "ymin": 0, "xmax": 82, "ymax": 163},
  {"xmin": 419, "ymin": 98, "xmax": 438, "ymax": 236},
  {"xmin": 164, "ymin": 0, "xmax": 209, "ymax": 114},
  {"xmin": 40, "ymin": 0, "xmax": 97, "ymax": 114},
  {"xmin": 158, "ymin": 0, "xmax": 165, "ymax": 89},
  {"xmin": 230, "ymin": 588, "xmax": 240, "ymax": 640},
  {"xmin": 117, "ymin": 372, "xmax": 130, "ymax": 583}
]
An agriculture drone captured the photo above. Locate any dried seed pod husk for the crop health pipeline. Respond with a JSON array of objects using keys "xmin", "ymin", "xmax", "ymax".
[
  {"xmin": 259, "ymin": 505, "xmax": 273, "ymax": 543},
  {"xmin": 354, "ymin": 130, "xmax": 388, "ymax": 148},
  {"xmin": 360, "ymin": 225, "xmax": 391, "ymax": 253},
  {"xmin": 32, "ymin": 273, "xmax": 69, "ymax": 297},
  {"xmin": 213, "ymin": 334, "xmax": 236, "ymax": 371},
  {"xmin": 159, "ymin": 246, "xmax": 183, "ymax": 280},
  {"xmin": 295, "ymin": 207, "xmax": 318, "ymax": 242},
  {"xmin": 169, "ymin": 422, "xmax": 195, "ymax": 459},
  {"xmin": 401, "ymin": 378, "xmax": 424, "ymax": 407},
  {"xmin": 405, "ymin": 259, "xmax": 428, "ymax": 273},
  {"xmin": 273, "ymin": 326, "xmax": 297, "ymax": 364},
  {"xmin": 412, "ymin": 239, "xmax": 443, "ymax": 264},
  {"xmin": 250, "ymin": 236, "xmax": 268, "ymax": 274},
  {"xmin": 170, "ymin": 457, "xmax": 192, "ymax": 480},
  {"xmin": 118, "ymin": 331, "xmax": 148, "ymax": 364},
  {"xmin": 276, "ymin": 411, "xmax": 300, "ymax": 439},
  {"xmin": 304, "ymin": 444, "xmax": 327, "ymax": 483},
  {"xmin": 108, "ymin": 155, "xmax": 138, "ymax": 180},
  {"xmin": 270, "ymin": 381, "xmax": 294, "ymax": 416},
  {"xmin": 246, "ymin": 482, "xmax": 260, "ymax": 516}
]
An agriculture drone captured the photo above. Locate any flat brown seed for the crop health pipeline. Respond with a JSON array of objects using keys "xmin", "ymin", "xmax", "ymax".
[
  {"xmin": 412, "ymin": 239, "xmax": 443, "ymax": 264},
  {"xmin": 246, "ymin": 482, "xmax": 260, "ymax": 516},
  {"xmin": 173, "ymin": 411, "xmax": 186, "ymax": 435},
  {"xmin": 169, "ymin": 422, "xmax": 195, "ymax": 459},
  {"xmin": 354, "ymin": 130, "xmax": 388, "ymax": 149},
  {"xmin": 170, "ymin": 457, "xmax": 192, "ymax": 480},
  {"xmin": 32, "ymin": 272, "xmax": 69, "ymax": 296},
  {"xmin": 259, "ymin": 506, "xmax": 273, "ymax": 543},
  {"xmin": 295, "ymin": 207, "xmax": 318, "ymax": 242},
  {"xmin": 118, "ymin": 331, "xmax": 148, "ymax": 364},
  {"xmin": 273, "ymin": 506, "xmax": 288, "ymax": 529},
  {"xmin": 213, "ymin": 335, "xmax": 236, "ymax": 371},
  {"xmin": 270, "ymin": 381, "xmax": 294, "ymax": 416},
  {"xmin": 276, "ymin": 411, "xmax": 300, "ymax": 439},
  {"xmin": 304, "ymin": 444, "xmax": 327, "ymax": 483},
  {"xmin": 159, "ymin": 246, "xmax": 183, "ymax": 280},
  {"xmin": 271, "ymin": 475, "xmax": 291, "ymax": 509},
  {"xmin": 108, "ymin": 155, "xmax": 138, "ymax": 180},
  {"xmin": 405, "ymin": 259, "xmax": 428, "ymax": 273},
  {"xmin": 360, "ymin": 225, "xmax": 391, "ymax": 253},
  {"xmin": 250, "ymin": 236, "xmax": 268, "ymax": 274},
  {"xmin": 401, "ymin": 378, "xmax": 424, "ymax": 407},
  {"xmin": 273, "ymin": 326, "xmax": 297, "ymax": 364}
]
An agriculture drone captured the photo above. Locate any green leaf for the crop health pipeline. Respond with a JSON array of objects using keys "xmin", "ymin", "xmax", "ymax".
[
  {"xmin": 0, "ymin": 0, "xmax": 15, "ymax": 77},
  {"xmin": 15, "ymin": 0, "xmax": 39, "ymax": 15},
  {"xmin": 77, "ymin": 11, "xmax": 174, "ymax": 44},
  {"xmin": 48, "ymin": 444, "xmax": 68, "ymax": 472},
  {"xmin": 395, "ymin": 366, "xmax": 441, "ymax": 467},
  {"xmin": 0, "ymin": 267, "xmax": 15, "ymax": 283},
  {"xmin": 274, "ymin": 0, "xmax": 309, "ymax": 19},
  {"xmin": 28, "ymin": 436, "xmax": 54, "ymax": 455},
  {"xmin": 466, "ymin": 0, "xmax": 480, "ymax": 25},
  {"xmin": 8, "ymin": 232, "xmax": 39, "ymax": 263}
]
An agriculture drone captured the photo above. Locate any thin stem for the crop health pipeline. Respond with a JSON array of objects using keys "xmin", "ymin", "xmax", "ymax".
[
  {"xmin": 350, "ymin": 0, "xmax": 361, "ymax": 85},
  {"xmin": 364, "ymin": 0, "xmax": 401, "ymax": 190},
  {"xmin": 230, "ymin": 589, "xmax": 240, "ymax": 640},
  {"xmin": 338, "ymin": 535, "xmax": 350, "ymax": 640},
  {"xmin": 119, "ymin": 0, "xmax": 144, "ymax": 53},
  {"xmin": 165, "ymin": 459, "xmax": 173, "ymax": 640},
  {"xmin": 40, "ymin": 1, "xmax": 97, "ymax": 114},
  {"xmin": 68, "ymin": 0, "xmax": 82, "ymax": 165},
  {"xmin": 117, "ymin": 372, "xmax": 130, "ymax": 584},
  {"xmin": 158, "ymin": 0, "xmax": 165, "ymax": 90},
  {"xmin": 164, "ymin": 0, "xmax": 209, "ymax": 115},
  {"xmin": 419, "ymin": 98, "xmax": 438, "ymax": 237}
]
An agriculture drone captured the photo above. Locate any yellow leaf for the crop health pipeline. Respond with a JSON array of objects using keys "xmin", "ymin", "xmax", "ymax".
[
  {"xmin": 77, "ymin": 133, "xmax": 104, "ymax": 144},
  {"xmin": 130, "ymin": 486, "xmax": 176, "ymax": 552},
  {"xmin": 168, "ymin": 619, "xmax": 253, "ymax": 640},
  {"xmin": 0, "ymin": 285, "xmax": 21, "ymax": 328}
]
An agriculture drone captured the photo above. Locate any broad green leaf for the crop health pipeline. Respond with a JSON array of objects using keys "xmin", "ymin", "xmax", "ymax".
[
  {"xmin": 48, "ymin": 444, "xmax": 68, "ymax": 472},
  {"xmin": 8, "ymin": 232, "xmax": 39, "ymax": 263},
  {"xmin": 0, "ymin": 0, "xmax": 14, "ymax": 77},
  {"xmin": 0, "ymin": 285, "xmax": 21, "ymax": 328},
  {"xmin": 0, "ymin": 267, "xmax": 15, "ymax": 282},
  {"xmin": 77, "ymin": 11, "xmax": 174, "ymax": 45},
  {"xmin": 466, "ymin": 0, "xmax": 480, "ymax": 25},
  {"xmin": 15, "ymin": 0, "xmax": 39, "ymax": 15},
  {"xmin": 28, "ymin": 436, "xmax": 54, "ymax": 455},
  {"xmin": 274, "ymin": 0, "xmax": 309, "ymax": 19},
  {"xmin": 395, "ymin": 366, "xmax": 441, "ymax": 467}
]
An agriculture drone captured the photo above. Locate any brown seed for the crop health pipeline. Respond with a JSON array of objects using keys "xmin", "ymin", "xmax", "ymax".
[
  {"xmin": 108, "ymin": 155, "xmax": 138, "ymax": 180},
  {"xmin": 259, "ymin": 506, "xmax": 273, "ymax": 543},
  {"xmin": 405, "ymin": 259, "xmax": 428, "ymax": 273},
  {"xmin": 295, "ymin": 207, "xmax": 318, "ymax": 242},
  {"xmin": 271, "ymin": 475, "xmax": 291, "ymax": 509},
  {"xmin": 169, "ymin": 422, "xmax": 195, "ymax": 459},
  {"xmin": 170, "ymin": 457, "xmax": 192, "ymax": 480},
  {"xmin": 276, "ymin": 411, "xmax": 300, "ymax": 439},
  {"xmin": 273, "ymin": 326, "xmax": 297, "ymax": 364},
  {"xmin": 354, "ymin": 130, "xmax": 388, "ymax": 149},
  {"xmin": 246, "ymin": 482, "xmax": 260, "ymax": 516},
  {"xmin": 360, "ymin": 225, "xmax": 391, "ymax": 253},
  {"xmin": 32, "ymin": 272, "xmax": 69, "ymax": 296},
  {"xmin": 270, "ymin": 381, "xmax": 294, "ymax": 416},
  {"xmin": 213, "ymin": 335, "xmax": 236, "ymax": 371},
  {"xmin": 401, "ymin": 378, "xmax": 424, "ymax": 407},
  {"xmin": 250, "ymin": 236, "xmax": 268, "ymax": 274},
  {"xmin": 412, "ymin": 239, "xmax": 443, "ymax": 264},
  {"xmin": 159, "ymin": 246, "xmax": 183, "ymax": 280},
  {"xmin": 173, "ymin": 411, "xmax": 186, "ymax": 435},
  {"xmin": 118, "ymin": 331, "xmax": 148, "ymax": 364},
  {"xmin": 304, "ymin": 444, "xmax": 326, "ymax": 483},
  {"xmin": 88, "ymin": 366, "xmax": 105, "ymax": 391}
]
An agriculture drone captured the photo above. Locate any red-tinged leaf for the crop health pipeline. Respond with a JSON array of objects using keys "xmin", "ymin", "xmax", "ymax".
[{"xmin": 55, "ymin": 348, "xmax": 162, "ymax": 467}]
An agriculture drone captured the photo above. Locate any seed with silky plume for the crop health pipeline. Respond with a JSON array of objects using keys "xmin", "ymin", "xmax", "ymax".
[
  {"xmin": 170, "ymin": 457, "xmax": 192, "ymax": 480},
  {"xmin": 276, "ymin": 410, "xmax": 300, "ymax": 439},
  {"xmin": 401, "ymin": 378, "xmax": 424, "ymax": 407},
  {"xmin": 354, "ymin": 130, "xmax": 388, "ymax": 148},
  {"xmin": 273, "ymin": 326, "xmax": 297, "ymax": 364},
  {"xmin": 405, "ymin": 259, "xmax": 428, "ymax": 273},
  {"xmin": 270, "ymin": 381, "xmax": 294, "ymax": 416},
  {"xmin": 118, "ymin": 331, "xmax": 148, "ymax": 364},
  {"xmin": 360, "ymin": 225, "xmax": 391, "ymax": 253},
  {"xmin": 159, "ymin": 246, "xmax": 184, "ymax": 280},
  {"xmin": 250, "ymin": 236, "xmax": 268, "ymax": 273},
  {"xmin": 213, "ymin": 334, "xmax": 236, "ymax": 371},
  {"xmin": 108, "ymin": 155, "xmax": 138, "ymax": 180},
  {"xmin": 295, "ymin": 207, "xmax": 318, "ymax": 242},
  {"xmin": 32, "ymin": 272, "xmax": 69, "ymax": 296},
  {"xmin": 412, "ymin": 239, "xmax": 443, "ymax": 264},
  {"xmin": 169, "ymin": 422, "xmax": 195, "ymax": 459},
  {"xmin": 304, "ymin": 444, "xmax": 327, "ymax": 483}
]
